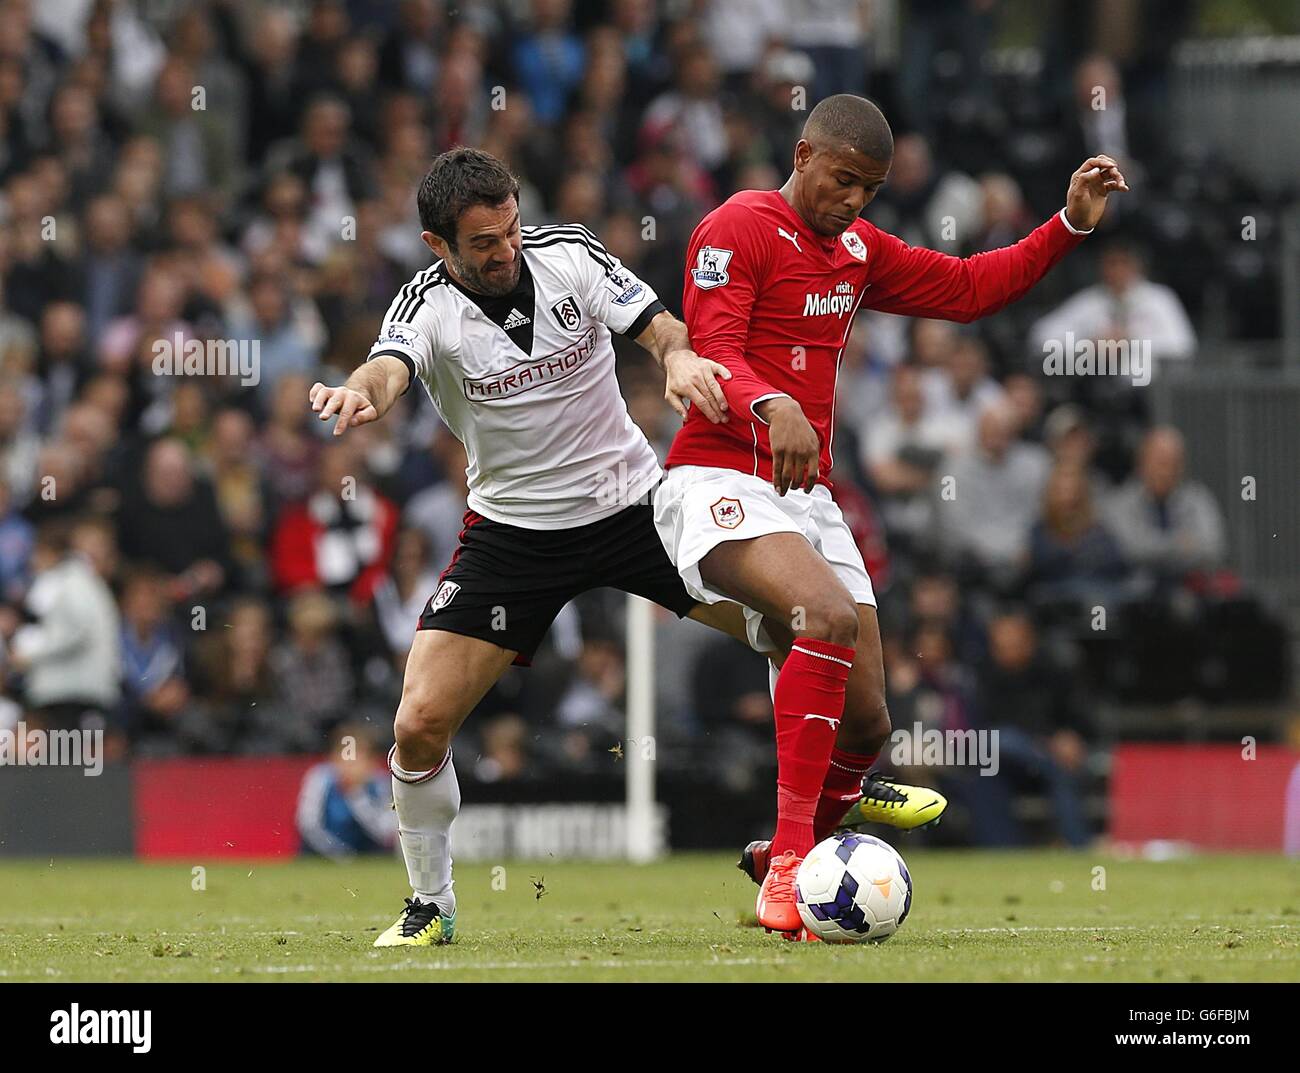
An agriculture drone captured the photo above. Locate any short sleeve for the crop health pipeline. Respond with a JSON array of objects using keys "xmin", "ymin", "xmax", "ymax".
[
  {"xmin": 366, "ymin": 273, "xmax": 440, "ymax": 394},
  {"xmin": 566, "ymin": 225, "xmax": 665, "ymax": 337}
]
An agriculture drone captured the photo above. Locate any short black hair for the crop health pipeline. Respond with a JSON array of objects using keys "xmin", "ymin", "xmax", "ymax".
[
  {"xmin": 417, "ymin": 147, "xmax": 520, "ymax": 248},
  {"xmin": 802, "ymin": 94, "xmax": 894, "ymax": 163}
]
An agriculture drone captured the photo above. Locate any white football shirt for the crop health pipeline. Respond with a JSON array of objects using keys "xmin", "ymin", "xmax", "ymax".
[{"xmin": 366, "ymin": 224, "xmax": 666, "ymax": 530}]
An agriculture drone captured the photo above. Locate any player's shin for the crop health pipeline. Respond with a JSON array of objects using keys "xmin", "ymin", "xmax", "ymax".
[
  {"xmin": 389, "ymin": 744, "xmax": 460, "ymax": 916},
  {"xmin": 767, "ymin": 663, "xmax": 878, "ymax": 843},
  {"xmin": 769, "ymin": 639, "xmax": 855, "ymax": 859},
  {"xmin": 814, "ymin": 747, "xmax": 876, "ymax": 842}
]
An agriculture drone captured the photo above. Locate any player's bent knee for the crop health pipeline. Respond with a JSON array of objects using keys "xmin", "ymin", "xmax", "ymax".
[
  {"xmin": 801, "ymin": 595, "xmax": 859, "ymax": 648},
  {"xmin": 393, "ymin": 694, "xmax": 456, "ymax": 771}
]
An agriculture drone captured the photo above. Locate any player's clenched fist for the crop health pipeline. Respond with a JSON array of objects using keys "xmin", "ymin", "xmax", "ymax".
[
  {"xmin": 1064, "ymin": 154, "xmax": 1130, "ymax": 232},
  {"xmin": 309, "ymin": 381, "xmax": 379, "ymax": 436},
  {"xmin": 757, "ymin": 396, "xmax": 820, "ymax": 496}
]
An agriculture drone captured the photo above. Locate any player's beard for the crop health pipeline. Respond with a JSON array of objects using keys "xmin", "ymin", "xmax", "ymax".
[{"xmin": 449, "ymin": 249, "xmax": 521, "ymax": 296}]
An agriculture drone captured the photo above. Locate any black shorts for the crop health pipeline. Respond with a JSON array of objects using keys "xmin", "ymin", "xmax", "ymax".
[{"xmin": 418, "ymin": 502, "xmax": 697, "ymax": 662}]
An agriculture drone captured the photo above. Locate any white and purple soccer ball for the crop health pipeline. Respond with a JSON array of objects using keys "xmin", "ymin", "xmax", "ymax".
[{"xmin": 795, "ymin": 833, "xmax": 913, "ymax": 943}]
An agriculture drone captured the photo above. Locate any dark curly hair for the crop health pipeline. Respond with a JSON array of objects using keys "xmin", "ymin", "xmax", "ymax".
[{"xmin": 417, "ymin": 147, "xmax": 520, "ymax": 249}]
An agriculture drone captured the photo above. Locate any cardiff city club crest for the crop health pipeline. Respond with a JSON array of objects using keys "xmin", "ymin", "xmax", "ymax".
[
  {"xmin": 691, "ymin": 246, "xmax": 733, "ymax": 289},
  {"xmin": 710, "ymin": 497, "xmax": 744, "ymax": 529},
  {"xmin": 840, "ymin": 230, "xmax": 867, "ymax": 262}
]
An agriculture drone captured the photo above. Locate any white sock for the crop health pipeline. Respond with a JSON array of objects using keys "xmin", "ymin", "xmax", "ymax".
[{"xmin": 388, "ymin": 745, "xmax": 459, "ymax": 915}]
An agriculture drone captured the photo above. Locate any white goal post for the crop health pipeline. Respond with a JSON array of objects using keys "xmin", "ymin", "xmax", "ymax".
[{"xmin": 624, "ymin": 593, "xmax": 657, "ymax": 861}]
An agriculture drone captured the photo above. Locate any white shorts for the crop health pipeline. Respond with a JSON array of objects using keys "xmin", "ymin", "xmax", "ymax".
[{"xmin": 653, "ymin": 465, "xmax": 876, "ymax": 652}]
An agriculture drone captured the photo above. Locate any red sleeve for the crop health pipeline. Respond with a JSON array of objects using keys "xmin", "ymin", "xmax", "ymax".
[
  {"xmin": 862, "ymin": 210, "xmax": 1087, "ymax": 323},
  {"xmin": 682, "ymin": 202, "xmax": 786, "ymax": 424}
]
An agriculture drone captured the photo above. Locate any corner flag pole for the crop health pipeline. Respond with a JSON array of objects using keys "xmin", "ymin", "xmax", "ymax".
[{"xmin": 625, "ymin": 592, "xmax": 657, "ymax": 862}]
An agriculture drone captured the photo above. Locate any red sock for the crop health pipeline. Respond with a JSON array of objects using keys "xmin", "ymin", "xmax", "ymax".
[
  {"xmin": 814, "ymin": 748, "xmax": 877, "ymax": 841},
  {"xmin": 769, "ymin": 638, "xmax": 855, "ymax": 859}
]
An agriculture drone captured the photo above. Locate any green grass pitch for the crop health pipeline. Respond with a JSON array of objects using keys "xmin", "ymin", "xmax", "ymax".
[{"xmin": 2, "ymin": 852, "xmax": 1298, "ymax": 982}]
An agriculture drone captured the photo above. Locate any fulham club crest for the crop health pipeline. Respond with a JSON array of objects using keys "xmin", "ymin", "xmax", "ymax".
[
  {"xmin": 710, "ymin": 497, "xmax": 744, "ymax": 529},
  {"xmin": 840, "ymin": 230, "xmax": 867, "ymax": 262},
  {"xmin": 551, "ymin": 295, "xmax": 582, "ymax": 332},
  {"xmin": 429, "ymin": 580, "xmax": 460, "ymax": 613}
]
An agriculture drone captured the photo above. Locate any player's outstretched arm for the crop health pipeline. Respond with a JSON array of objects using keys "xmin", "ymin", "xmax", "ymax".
[
  {"xmin": 635, "ymin": 309, "xmax": 732, "ymax": 424},
  {"xmin": 309, "ymin": 355, "xmax": 410, "ymax": 436},
  {"xmin": 864, "ymin": 155, "xmax": 1130, "ymax": 324}
]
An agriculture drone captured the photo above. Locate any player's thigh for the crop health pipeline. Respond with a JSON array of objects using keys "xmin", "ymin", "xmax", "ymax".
[
  {"xmin": 394, "ymin": 627, "xmax": 517, "ymax": 765},
  {"xmin": 685, "ymin": 599, "xmax": 753, "ymax": 645},
  {"xmin": 698, "ymin": 531, "xmax": 858, "ymax": 645}
]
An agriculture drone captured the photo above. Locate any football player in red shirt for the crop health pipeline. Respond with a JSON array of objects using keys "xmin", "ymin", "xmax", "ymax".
[{"xmin": 654, "ymin": 94, "xmax": 1128, "ymax": 935}]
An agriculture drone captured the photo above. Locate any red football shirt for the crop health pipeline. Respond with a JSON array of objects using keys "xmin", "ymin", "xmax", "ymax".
[{"xmin": 666, "ymin": 189, "xmax": 1087, "ymax": 486}]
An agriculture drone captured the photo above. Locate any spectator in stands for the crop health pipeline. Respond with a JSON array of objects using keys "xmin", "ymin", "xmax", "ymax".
[
  {"xmin": 860, "ymin": 364, "xmax": 943, "ymax": 560},
  {"xmin": 369, "ymin": 526, "xmax": 439, "ymax": 670},
  {"xmin": 258, "ymin": 372, "xmax": 323, "ymax": 509},
  {"xmin": 1031, "ymin": 240, "xmax": 1196, "ymax": 365},
  {"xmin": 70, "ymin": 515, "xmax": 118, "ymax": 587},
  {"xmin": 227, "ymin": 271, "xmax": 325, "ymax": 399},
  {"xmin": 202, "ymin": 407, "xmax": 269, "ymax": 588},
  {"xmin": 935, "ymin": 404, "xmax": 1050, "ymax": 584},
  {"xmin": 972, "ymin": 610, "xmax": 1091, "ymax": 848},
  {"xmin": 270, "ymin": 439, "xmax": 398, "ymax": 606},
  {"xmin": 1026, "ymin": 462, "xmax": 1129, "ymax": 609},
  {"xmin": 183, "ymin": 596, "xmax": 274, "ymax": 752},
  {"xmin": 0, "ymin": 477, "xmax": 31, "ymax": 601},
  {"xmin": 116, "ymin": 437, "xmax": 231, "ymax": 601},
  {"xmin": 752, "ymin": 48, "xmax": 814, "ymax": 171},
  {"xmin": 35, "ymin": 300, "xmax": 90, "ymax": 436},
  {"xmin": 966, "ymin": 173, "xmax": 1035, "ymax": 255},
  {"xmin": 263, "ymin": 95, "xmax": 376, "ymax": 264},
  {"xmin": 0, "ymin": 387, "xmax": 39, "ymax": 506},
  {"xmin": 552, "ymin": 636, "xmax": 625, "ymax": 770},
  {"xmin": 404, "ymin": 434, "xmax": 468, "ymax": 576},
  {"xmin": 2, "ymin": 520, "xmax": 120, "ymax": 732},
  {"xmin": 138, "ymin": 56, "xmax": 234, "ymax": 202},
  {"xmin": 474, "ymin": 713, "xmax": 530, "ymax": 783},
  {"xmin": 1103, "ymin": 426, "xmax": 1226, "ymax": 580},
  {"xmin": 512, "ymin": 0, "xmax": 586, "ymax": 127},
  {"xmin": 691, "ymin": 632, "xmax": 773, "ymax": 791},
  {"xmin": 377, "ymin": 0, "xmax": 443, "ymax": 96},
  {"xmin": 870, "ymin": 133, "xmax": 979, "ymax": 250},
  {"xmin": 643, "ymin": 43, "xmax": 728, "ymax": 172},
  {"xmin": 296, "ymin": 722, "xmax": 397, "ymax": 858},
  {"xmin": 25, "ymin": 440, "xmax": 92, "ymax": 523},
  {"xmin": 267, "ymin": 590, "xmax": 355, "ymax": 751},
  {"xmin": 787, "ymin": 0, "xmax": 870, "ymax": 103},
  {"xmin": 923, "ymin": 336, "xmax": 1006, "ymax": 452},
  {"xmin": 77, "ymin": 193, "xmax": 142, "ymax": 345},
  {"xmin": 117, "ymin": 566, "xmax": 189, "ymax": 745}
]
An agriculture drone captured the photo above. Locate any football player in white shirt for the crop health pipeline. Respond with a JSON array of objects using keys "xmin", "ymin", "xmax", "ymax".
[{"xmin": 310, "ymin": 148, "xmax": 745, "ymax": 946}]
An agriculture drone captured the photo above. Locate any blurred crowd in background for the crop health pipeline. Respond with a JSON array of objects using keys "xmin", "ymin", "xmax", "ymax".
[{"xmin": 0, "ymin": 0, "xmax": 1293, "ymax": 847}]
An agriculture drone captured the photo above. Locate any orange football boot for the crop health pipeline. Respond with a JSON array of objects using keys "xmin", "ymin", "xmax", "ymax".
[{"xmin": 755, "ymin": 850, "xmax": 803, "ymax": 934}]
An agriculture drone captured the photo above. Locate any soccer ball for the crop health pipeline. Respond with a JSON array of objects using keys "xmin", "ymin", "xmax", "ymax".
[{"xmin": 795, "ymin": 833, "xmax": 912, "ymax": 943}]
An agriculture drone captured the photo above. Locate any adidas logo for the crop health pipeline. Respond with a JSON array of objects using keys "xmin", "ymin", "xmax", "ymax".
[{"xmin": 503, "ymin": 308, "xmax": 531, "ymax": 330}]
